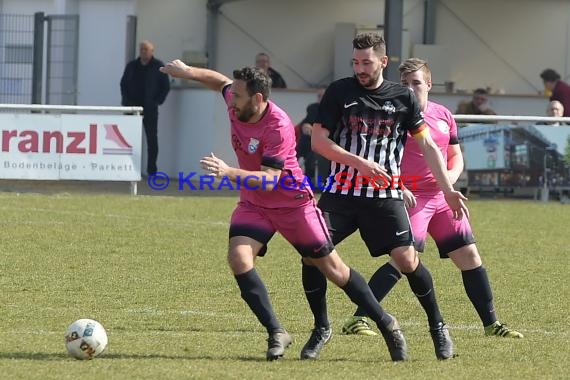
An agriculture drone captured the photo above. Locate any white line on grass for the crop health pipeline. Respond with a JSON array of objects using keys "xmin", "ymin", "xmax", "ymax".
[
  {"xmin": 0, "ymin": 220, "xmax": 65, "ymax": 225},
  {"xmin": 1, "ymin": 324, "xmax": 566, "ymax": 337},
  {"xmin": 116, "ymin": 309, "xmax": 566, "ymax": 338},
  {"xmin": 0, "ymin": 314, "xmax": 566, "ymax": 338},
  {"xmin": 395, "ymin": 319, "xmax": 567, "ymax": 337}
]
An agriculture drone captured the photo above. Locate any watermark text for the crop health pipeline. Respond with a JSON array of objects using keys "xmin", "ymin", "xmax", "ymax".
[{"xmin": 147, "ymin": 171, "xmax": 423, "ymax": 191}]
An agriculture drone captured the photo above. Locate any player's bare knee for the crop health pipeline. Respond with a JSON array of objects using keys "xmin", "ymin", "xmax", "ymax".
[
  {"xmin": 226, "ymin": 253, "xmax": 241, "ymax": 273},
  {"xmin": 449, "ymin": 244, "xmax": 482, "ymax": 270},
  {"xmin": 390, "ymin": 246, "xmax": 418, "ymax": 273},
  {"xmin": 302, "ymin": 256, "xmax": 314, "ymax": 266},
  {"xmin": 312, "ymin": 253, "xmax": 350, "ymax": 286},
  {"xmin": 227, "ymin": 251, "xmax": 253, "ymax": 274}
]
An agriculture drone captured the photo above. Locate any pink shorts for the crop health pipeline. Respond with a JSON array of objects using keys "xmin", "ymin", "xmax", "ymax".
[
  {"xmin": 229, "ymin": 199, "xmax": 334, "ymax": 258},
  {"xmin": 408, "ymin": 191, "xmax": 475, "ymax": 257}
]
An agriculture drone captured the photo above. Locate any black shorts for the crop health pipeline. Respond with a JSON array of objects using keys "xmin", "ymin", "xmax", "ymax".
[{"xmin": 318, "ymin": 193, "xmax": 413, "ymax": 257}]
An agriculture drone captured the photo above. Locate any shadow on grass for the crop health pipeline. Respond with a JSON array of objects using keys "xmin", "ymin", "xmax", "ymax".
[
  {"xmin": 0, "ymin": 351, "xmax": 392, "ymax": 363},
  {"xmin": 111, "ymin": 326, "xmax": 275, "ymax": 334},
  {"xmin": 0, "ymin": 352, "xmax": 267, "ymax": 362}
]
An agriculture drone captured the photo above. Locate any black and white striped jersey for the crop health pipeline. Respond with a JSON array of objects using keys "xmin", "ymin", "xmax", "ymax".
[{"xmin": 317, "ymin": 77, "xmax": 425, "ymax": 199}]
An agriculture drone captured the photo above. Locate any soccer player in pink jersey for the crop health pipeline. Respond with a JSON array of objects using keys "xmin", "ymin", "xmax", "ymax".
[
  {"xmin": 344, "ymin": 58, "xmax": 523, "ymax": 339},
  {"xmin": 159, "ymin": 60, "xmax": 409, "ymax": 361}
]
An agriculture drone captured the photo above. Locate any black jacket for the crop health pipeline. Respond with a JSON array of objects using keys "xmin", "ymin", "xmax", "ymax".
[
  {"xmin": 120, "ymin": 56, "xmax": 170, "ymax": 109},
  {"xmin": 268, "ymin": 67, "xmax": 287, "ymax": 89}
]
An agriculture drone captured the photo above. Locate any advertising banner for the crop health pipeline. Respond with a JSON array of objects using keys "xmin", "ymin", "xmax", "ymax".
[{"xmin": 0, "ymin": 113, "xmax": 142, "ymax": 181}]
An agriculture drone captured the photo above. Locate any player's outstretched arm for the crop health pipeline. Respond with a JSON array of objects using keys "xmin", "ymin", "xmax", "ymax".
[{"xmin": 160, "ymin": 60, "xmax": 232, "ymax": 92}]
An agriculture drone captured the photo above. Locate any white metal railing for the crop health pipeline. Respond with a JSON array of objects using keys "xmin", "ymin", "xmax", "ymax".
[
  {"xmin": 454, "ymin": 114, "xmax": 570, "ymax": 124},
  {"xmin": 0, "ymin": 104, "xmax": 143, "ymax": 114}
]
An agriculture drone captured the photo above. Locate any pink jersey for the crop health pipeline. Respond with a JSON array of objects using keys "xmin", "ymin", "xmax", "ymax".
[
  {"xmin": 401, "ymin": 101, "xmax": 459, "ymax": 194},
  {"xmin": 223, "ymin": 86, "xmax": 311, "ymax": 208}
]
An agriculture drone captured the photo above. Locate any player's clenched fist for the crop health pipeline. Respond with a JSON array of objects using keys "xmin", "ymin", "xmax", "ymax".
[{"xmin": 160, "ymin": 59, "xmax": 192, "ymax": 79}]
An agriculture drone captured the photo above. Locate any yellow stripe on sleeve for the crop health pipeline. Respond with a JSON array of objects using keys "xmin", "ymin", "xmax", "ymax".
[{"xmin": 411, "ymin": 123, "xmax": 429, "ymax": 140}]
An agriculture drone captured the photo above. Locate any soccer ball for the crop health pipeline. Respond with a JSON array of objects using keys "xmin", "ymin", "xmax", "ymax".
[{"xmin": 64, "ymin": 319, "xmax": 108, "ymax": 360}]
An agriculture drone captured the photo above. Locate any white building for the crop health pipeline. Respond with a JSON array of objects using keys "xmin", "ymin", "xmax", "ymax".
[{"xmin": 1, "ymin": 0, "xmax": 568, "ymax": 176}]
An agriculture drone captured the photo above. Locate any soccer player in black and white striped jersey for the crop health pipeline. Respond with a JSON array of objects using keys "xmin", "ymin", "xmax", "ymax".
[{"xmin": 300, "ymin": 32, "xmax": 468, "ymax": 360}]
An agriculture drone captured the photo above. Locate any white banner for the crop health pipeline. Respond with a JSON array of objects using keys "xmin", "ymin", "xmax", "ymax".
[{"xmin": 0, "ymin": 113, "xmax": 142, "ymax": 181}]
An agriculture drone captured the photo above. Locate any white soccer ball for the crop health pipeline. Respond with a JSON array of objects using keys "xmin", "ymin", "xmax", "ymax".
[{"xmin": 64, "ymin": 319, "xmax": 108, "ymax": 360}]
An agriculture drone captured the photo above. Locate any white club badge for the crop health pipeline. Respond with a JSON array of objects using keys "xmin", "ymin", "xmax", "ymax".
[{"xmin": 437, "ymin": 120, "xmax": 450, "ymax": 134}]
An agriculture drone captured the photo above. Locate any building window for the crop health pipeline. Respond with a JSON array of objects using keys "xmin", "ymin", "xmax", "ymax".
[{"xmin": 512, "ymin": 144, "xmax": 529, "ymax": 169}]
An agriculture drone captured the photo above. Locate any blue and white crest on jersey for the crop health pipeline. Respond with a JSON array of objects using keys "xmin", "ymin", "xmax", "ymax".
[
  {"xmin": 381, "ymin": 101, "xmax": 396, "ymax": 114},
  {"xmin": 248, "ymin": 138, "xmax": 260, "ymax": 153}
]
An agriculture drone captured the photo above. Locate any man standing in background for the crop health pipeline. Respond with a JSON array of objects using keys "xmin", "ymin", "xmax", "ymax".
[
  {"xmin": 121, "ymin": 40, "xmax": 170, "ymax": 175},
  {"xmin": 255, "ymin": 53, "xmax": 287, "ymax": 88}
]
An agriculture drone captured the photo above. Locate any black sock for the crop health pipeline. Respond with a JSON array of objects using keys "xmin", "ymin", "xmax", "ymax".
[
  {"xmin": 235, "ymin": 268, "xmax": 281, "ymax": 333},
  {"xmin": 403, "ymin": 261, "xmax": 443, "ymax": 328},
  {"xmin": 342, "ymin": 268, "xmax": 393, "ymax": 333},
  {"xmin": 302, "ymin": 262, "xmax": 329, "ymax": 328},
  {"xmin": 354, "ymin": 262, "xmax": 402, "ymax": 316},
  {"xmin": 462, "ymin": 266, "xmax": 497, "ymax": 327}
]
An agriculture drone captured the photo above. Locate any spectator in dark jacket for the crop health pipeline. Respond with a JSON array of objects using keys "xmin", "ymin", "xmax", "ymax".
[
  {"xmin": 121, "ymin": 40, "xmax": 170, "ymax": 175},
  {"xmin": 455, "ymin": 88, "xmax": 497, "ymax": 116},
  {"xmin": 255, "ymin": 53, "xmax": 287, "ymax": 88},
  {"xmin": 540, "ymin": 68, "xmax": 570, "ymax": 117}
]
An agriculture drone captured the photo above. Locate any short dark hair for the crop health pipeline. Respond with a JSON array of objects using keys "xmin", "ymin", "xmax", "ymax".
[
  {"xmin": 473, "ymin": 88, "xmax": 488, "ymax": 95},
  {"xmin": 232, "ymin": 67, "xmax": 271, "ymax": 101},
  {"xmin": 352, "ymin": 32, "xmax": 386, "ymax": 55},
  {"xmin": 540, "ymin": 68, "xmax": 561, "ymax": 82}
]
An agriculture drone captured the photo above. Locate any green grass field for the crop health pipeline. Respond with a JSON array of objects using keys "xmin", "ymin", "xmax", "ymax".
[{"xmin": 0, "ymin": 192, "xmax": 568, "ymax": 379}]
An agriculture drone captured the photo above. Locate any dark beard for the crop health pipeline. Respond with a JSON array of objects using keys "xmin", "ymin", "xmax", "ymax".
[
  {"xmin": 237, "ymin": 102, "xmax": 255, "ymax": 122},
  {"xmin": 357, "ymin": 68, "xmax": 382, "ymax": 89},
  {"xmin": 237, "ymin": 107, "xmax": 255, "ymax": 122}
]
